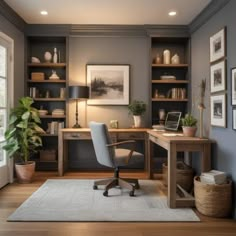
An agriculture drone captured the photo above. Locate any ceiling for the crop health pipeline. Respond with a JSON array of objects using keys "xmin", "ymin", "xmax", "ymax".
[{"xmin": 4, "ymin": 0, "xmax": 211, "ymax": 25}]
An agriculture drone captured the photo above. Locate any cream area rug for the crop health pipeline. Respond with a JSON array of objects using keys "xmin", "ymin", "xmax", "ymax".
[{"xmin": 8, "ymin": 179, "xmax": 200, "ymax": 222}]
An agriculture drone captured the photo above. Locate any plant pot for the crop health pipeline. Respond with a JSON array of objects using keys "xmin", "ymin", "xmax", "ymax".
[
  {"xmin": 15, "ymin": 161, "xmax": 35, "ymax": 183},
  {"xmin": 182, "ymin": 126, "xmax": 197, "ymax": 137},
  {"xmin": 133, "ymin": 115, "xmax": 142, "ymax": 128}
]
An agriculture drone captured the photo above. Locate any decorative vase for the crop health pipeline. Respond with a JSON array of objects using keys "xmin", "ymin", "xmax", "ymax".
[
  {"xmin": 53, "ymin": 47, "xmax": 58, "ymax": 63},
  {"xmin": 15, "ymin": 161, "xmax": 35, "ymax": 183},
  {"xmin": 133, "ymin": 115, "xmax": 142, "ymax": 128},
  {"xmin": 163, "ymin": 49, "xmax": 170, "ymax": 64},
  {"xmin": 44, "ymin": 51, "xmax": 52, "ymax": 63},
  {"xmin": 171, "ymin": 54, "xmax": 180, "ymax": 64},
  {"xmin": 182, "ymin": 126, "xmax": 197, "ymax": 137}
]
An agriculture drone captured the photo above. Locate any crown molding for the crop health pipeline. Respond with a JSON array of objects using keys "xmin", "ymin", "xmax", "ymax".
[
  {"xmin": 189, "ymin": 0, "xmax": 230, "ymax": 34},
  {"xmin": 0, "ymin": 1, "xmax": 26, "ymax": 32}
]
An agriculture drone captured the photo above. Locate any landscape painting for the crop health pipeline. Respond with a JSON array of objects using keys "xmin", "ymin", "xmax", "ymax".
[{"xmin": 87, "ymin": 65, "xmax": 129, "ymax": 105}]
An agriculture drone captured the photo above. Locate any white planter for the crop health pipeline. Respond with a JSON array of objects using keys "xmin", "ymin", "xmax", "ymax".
[{"xmin": 133, "ymin": 115, "xmax": 142, "ymax": 128}]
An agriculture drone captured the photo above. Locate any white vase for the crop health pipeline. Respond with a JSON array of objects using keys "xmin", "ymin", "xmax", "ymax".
[
  {"xmin": 163, "ymin": 49, "xmax": 170, "ymax": 64},
  {"xmin": 53, "ymin": 48, "xmax": 58, "ymax": 63},
  {"xmin": 44, "ymin": 51, "xmax": 52, "ymax": 63},
  {"xmin": 133, "ymin": 115, "xmax": 142, "ymax": 128}
]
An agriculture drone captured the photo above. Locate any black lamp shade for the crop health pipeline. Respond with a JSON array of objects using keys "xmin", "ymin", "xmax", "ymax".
[{"xmin": 69, "ymin": 86, "xmax": 89, "ymax": 100}]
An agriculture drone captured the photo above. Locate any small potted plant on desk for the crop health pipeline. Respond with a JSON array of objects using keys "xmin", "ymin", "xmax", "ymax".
[
  {"xmin": 181, "ymin": 113, "xmax": 198, "ymax": 137},
  {"xmin": 128, "ymin": 100, "xmax": 146, "ymax": 128},
  {"xmin": 3, "ymin": 97, "xmax": 45, "ymax": 183}
]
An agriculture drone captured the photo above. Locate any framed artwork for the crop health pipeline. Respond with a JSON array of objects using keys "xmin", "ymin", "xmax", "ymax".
[
  {"xmin": 210, "ymin": 94, "xmax": 226, "ymax": 127},
  {"xmin": 210, "ymin": 27, "xmax": 226, "ymax": 63},
  {"xmin": 210, "ymin": 60, "xmax": 226, "ymax": 93},
  {"xmin": 87, "ymin": 64, "xmax": 130, "ymax": 105},
  {"xmin": 231, "ymin": 67, "xmax": 236, "ymax": 105},
  {"xmin": 233, "ymin": 108, "xmax": 236, "ymax": 130}
]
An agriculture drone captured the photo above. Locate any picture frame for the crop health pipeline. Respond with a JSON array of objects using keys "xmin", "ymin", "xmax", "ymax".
[
  {"xmin": 86, "ymin": 64, "xmax": 130, "ymax": 105},
  {"xmin": 233, "ymin": 107, "xmax": 236, "ymax": 130},
  {"xmin": 231, "ymin": 67, "xmax": 236, "ymax": 105},
  {"xmin": 210, "ymin": 27, "xmax": 226, "ymax": 63},
  {"xmin": 210, "ymin": 60, "xmax": 226, "ymax": 93},
  {"xmin": 210, "ymin": 94, "xmax": 226, "ymax": 128}
]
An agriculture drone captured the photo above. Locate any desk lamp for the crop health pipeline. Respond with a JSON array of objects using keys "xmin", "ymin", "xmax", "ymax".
[{"xmin": 69, "ymin": 85, "xmax": 89, "ymax": 128}]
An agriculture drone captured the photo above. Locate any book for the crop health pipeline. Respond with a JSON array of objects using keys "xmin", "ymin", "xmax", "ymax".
[{"xmin": 200, "ymin": 170, "xmax": 226, "ymax": 184}]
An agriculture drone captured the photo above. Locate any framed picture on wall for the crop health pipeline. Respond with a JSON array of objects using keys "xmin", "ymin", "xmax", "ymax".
[
  {"xmin": 210, "ymin": 60, "xmax": 226, "ymax": 93},
  {"xmin": 210, "ymin": 27, "xmax": 226, "ymax": 63},
  {"xmin": 210, "ymin": 94, "xmax": 226, "ymax": 128},
  {"xmin": 233, "ymin": 107, "xmax": 236, "ymax": 130},
  {"xmin": 231, "ymin": 67, "xmax": 236, "ymax": 105},
  {"xmin": 86, "ymin": 64, "xmax": 130, "ymax": 105}
]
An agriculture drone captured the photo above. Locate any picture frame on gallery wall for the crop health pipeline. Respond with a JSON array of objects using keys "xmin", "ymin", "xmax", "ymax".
[
  {"xmin": 210, "ymin": 94, "xmax": 226, "ymax": 128},
  {"xmin": 210, "ymin": 60, "xmax": 226, "ymax": 93},
  {"xmin": 231, "ymin": 67, "xmax": 236, "ymax": 105},
  {"xmin": 210, "ymin": 27, "xmax": 226, "ymax": 63},
  {"xmin": 86, "ymin": 64, "xmax": 130, "ymax": 105},
  {"xmin": 233, "ymin": 107, "xmax": 236, "ymax": 130}
]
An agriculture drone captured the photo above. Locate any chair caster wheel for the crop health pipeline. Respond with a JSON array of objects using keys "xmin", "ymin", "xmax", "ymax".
[
  {"xmin": 103, "ymin": 190, "xmax": 108, "ymax": 197},
  {"xmin": 129, "ymin": 191, "xmax": 135, "ymax": 197},
  {"xmin": 93, "ymin": 185, "xmax": 98, "ymax": 190}
]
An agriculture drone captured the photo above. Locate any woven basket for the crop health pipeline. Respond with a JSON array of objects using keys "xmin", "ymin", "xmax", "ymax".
[
  {"xmin": 194, "ymin": 176, "xmax": 232, "ymax": 217},
  {"xmin": 162, "ymin": 161, "xmax": 194, "ymax": 192}
]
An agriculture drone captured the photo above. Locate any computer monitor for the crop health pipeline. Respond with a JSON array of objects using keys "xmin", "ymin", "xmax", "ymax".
[{"xmin": 164, "ymin": 112, "xmax": 182, "ymax": 131}]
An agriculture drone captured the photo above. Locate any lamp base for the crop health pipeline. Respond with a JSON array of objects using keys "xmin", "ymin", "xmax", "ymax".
[{"xmin": 72, "ymin": 123, "xmax": 81, "ymax": 128}]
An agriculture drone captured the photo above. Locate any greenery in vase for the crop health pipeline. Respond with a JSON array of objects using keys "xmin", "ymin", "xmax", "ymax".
[
  {"xmin": 128, "ymin": 100, "xmax": 146, "ymax": 116},
  {"xmin": 3, "ymin": 97, "xmax": 45, "ymax": 164},
  {"xmin": 181, "ymin": 113, "xmax": 197, "ymax": 127}
]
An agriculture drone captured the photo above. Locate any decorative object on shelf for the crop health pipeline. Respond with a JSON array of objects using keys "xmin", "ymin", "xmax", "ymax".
[
  {"xmin": 210, "ymin": 94, "xmax": 226, "ymax": 128},
  {"xmin": 171, "ymin": 54, "xmax": 180, "ymax": 64},
  {"xmin": 49, "ymin": 70, "xmax": 59, "ymax": 80},
  {"xmin": 210, "ymin": 60, "xmax": 226, "ymax": 93},
  {"xmin": 87, "ymin": 64, "xmax": 129, "ymax": 105},
  {"xmin": 69, "ymin": 85, "xmax": 89, "ymax": 128},
  {"xmin": 45, "ymin": 90, "xmax": 50, "ymax": 98},
  {"xmin": 38, "ymin": 109, "xmax": 48, "ymax": 116},
  {"xmin": 159, "ymin": 109, "xmax": 166, "ymax": 124},
  {"xmin": 128, "ymin": 100, "xmax": 146, "ymax": 128},
  {"xmin": 210, "ymin": 27, "xmax": 226, "ymax": 63},
  {"xmin": 51, "ymin": 109, "xmax": 65, "ymax": 116},
  {"xmin": 163, "ymin": 49, "xmax": 170, "ymax": 64},
  {"xmin": 154, "ymin": 89, "xmax": 158, "ymax": 98},
  {"xmin": 154, "ymin": 53, "xmax": 161, "ymax": 64},
  {"xmin": 53, "ymin": 47, "xmax": 58, "ymax": 63},
  {"xmin": 110, "ymin": 120, "xmax": 119, "ymax": 129},
  {"xmin": 160, "ymin": 75, "xmax": 176, "ymax": 80},
  {"xmin": 181, "ymin": 113, "xmax": 197, "ymax": 137},
  {"xmin": 198, "ymin": 79, "xmax": 206, "ymax": 138},
  {"xmin": 44, "ymin": 51, "xmax": 52, "ymax": 63},
  {"xmin": 31, "ymin": 72, "xmax": 44, "ymax": 81},
  {"xmin": 31, "ymin": 57, "xmax": 40, "ymax": 63},
  {"xmin": 39, "ymin": 149, "xmax": 57, "ymax": 162},
  {"xmin": 2, "ymin": 97, "xmax": 45, "ymax": 183},
  {"xmin": 60, "ymin": 87, "xmax": 66, "ymax": 99},
  {"xmin": 231, "ymin": 67, "xmax": 236, "ymax": 105}
]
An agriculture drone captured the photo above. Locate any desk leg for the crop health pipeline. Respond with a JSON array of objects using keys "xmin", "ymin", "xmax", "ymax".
[
  {"xmin": 148, "ymin": 139, "xmax": 154, "ymax": 179},
  {"xmin": 201, "ymin": 143, "xmax": 211, "ymax": 172},
  {"xmin": 168, "ymin": 143, "xmax": 177, "ymax": 208},
  {"xmin": 58, "ymin": 130, "xmax": 63, "ymax": 176}
]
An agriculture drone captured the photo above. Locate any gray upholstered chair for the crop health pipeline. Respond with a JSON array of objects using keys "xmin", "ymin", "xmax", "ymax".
[{"xmin": 89, "ymin": 121, "xmax": 143, "ymax": 197}]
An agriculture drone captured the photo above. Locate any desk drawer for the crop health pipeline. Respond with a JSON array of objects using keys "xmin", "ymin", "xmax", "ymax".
[
  {"xmin": 63, "ymin": 132, "xmax": 91, "ymax": 140},
  {"xmin": 149, "ymin": 134, "xmax": 158, "ymax": 144},
  {"xmin": 118, "ymin": 132, "xmax": 145, "ymax": 140}
]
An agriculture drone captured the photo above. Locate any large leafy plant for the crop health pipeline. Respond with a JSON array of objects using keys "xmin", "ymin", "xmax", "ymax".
[
  {"xmin": 3, "ymin": 97, "xmax": 44, "ymax": 164},
  {"xmin": 128, "ymin": 100, "xmax": 146, "ymax": 116},
  {"xmin": 181, "ymin": 113, "xmax": 197, "ymax": 127}
]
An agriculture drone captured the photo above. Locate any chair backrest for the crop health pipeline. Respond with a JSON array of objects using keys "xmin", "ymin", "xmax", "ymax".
[{"xmin": 89, "ymin": 121, "xmax": 115, "ymax": 168}]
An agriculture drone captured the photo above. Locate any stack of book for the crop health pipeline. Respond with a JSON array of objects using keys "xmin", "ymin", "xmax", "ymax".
[
  {"xmin": 52, "ymin": 109, "xmax": 64, "ymax": 116},
  {"xmin": 200, "ymin": 170, "xmax": 227, "ymax": 184},
  {"xmin": 47, "ymin": 121, "xmax": 64, "ymax": 135}
]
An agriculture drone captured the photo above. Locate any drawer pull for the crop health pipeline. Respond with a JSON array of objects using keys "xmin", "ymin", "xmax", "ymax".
[{"xmin": 71, "ymin": 134, "xmax": 80, "ymax": 138}]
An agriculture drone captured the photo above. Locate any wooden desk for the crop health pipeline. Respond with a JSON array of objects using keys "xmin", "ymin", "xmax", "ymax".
[
  {"xmin": 58, "ymin": 128, "xmax": 149, "ymax": 176},
  {"xmin": 147, "ymin": 130, "xmax": 212, "ymax": 208}
]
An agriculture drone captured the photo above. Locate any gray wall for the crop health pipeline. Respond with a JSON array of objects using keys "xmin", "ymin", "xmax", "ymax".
[
  {"xmin": 0, "ymin": 14, "xmax": 25, "ymax": 105},
  {"xmin": 68, "ymin": 36, "xmax": 150, "ymax": 128},
  {"xmin": 191, "ymin": 0, "xmax": 236, "ymax": 218}
]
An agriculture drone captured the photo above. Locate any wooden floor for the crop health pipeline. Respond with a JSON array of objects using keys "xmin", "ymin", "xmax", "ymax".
[{"xmin": 0, "ymin": 171, "xmax": 235, "ymax": 236}]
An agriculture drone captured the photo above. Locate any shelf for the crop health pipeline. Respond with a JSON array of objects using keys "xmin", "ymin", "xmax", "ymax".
[
  {"xmin": 28, "ymin": 63, "xmax": 66, "ymax": 67},
  {"xmin": 34, "ymin": 98, "xmax": 66, "ymax": 101},
  {"xmin": 28, "ymin": 79, "xmax": 66, "ymax": 83},
  {"xmin": 39, "ymin": 115, "xmax": 66, "ymax": 119},
  {"xmin": 152, "ymin": 64, "xmax": 188, "ymax": 68},
  {"xmin": 152, "ymin": 98, "xmax": 188, "ymax": 102},
  {"xmin": 152, "ymin": 80, "xmax": 188, "ymax": 84}
]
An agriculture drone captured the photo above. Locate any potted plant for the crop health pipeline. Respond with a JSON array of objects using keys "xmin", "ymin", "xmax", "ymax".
[
  {"xmin": 3, "ymin": 97, "xmax": 45, "ymax": 183},
  {"xmin": 181, "ymin": 113, "xmax": 198, "ymax": 137},
  {"xmin": 128, "ymin": 100, "xmax": 146, "ymax": 128}
]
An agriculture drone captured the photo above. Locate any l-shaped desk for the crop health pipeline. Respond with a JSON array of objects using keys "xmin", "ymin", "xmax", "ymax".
[{"xmin": 58, "ymin": 128, "xmax": 212, "ymax": 208}]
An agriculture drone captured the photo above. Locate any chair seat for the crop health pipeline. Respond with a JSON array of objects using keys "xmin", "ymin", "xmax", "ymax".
[{"xmin": 114, "ymin": 149, "xmax": 143, "ymax": 166}]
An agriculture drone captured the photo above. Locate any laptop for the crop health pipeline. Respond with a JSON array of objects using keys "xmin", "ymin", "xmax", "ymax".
[{"xmin": 164, "ymin": 111, "xmax": 182, "ymax": 131}]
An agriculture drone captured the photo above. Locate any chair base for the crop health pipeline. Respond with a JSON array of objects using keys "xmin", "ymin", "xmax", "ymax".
[{"xmin": 93, "ymin": 177, "xmax": 139, "ymax": 197}]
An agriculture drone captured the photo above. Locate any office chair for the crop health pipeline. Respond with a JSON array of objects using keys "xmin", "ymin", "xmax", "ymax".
[{"xmin": 89, "ymin": 121, "xmax": 143, "ymax": 197}]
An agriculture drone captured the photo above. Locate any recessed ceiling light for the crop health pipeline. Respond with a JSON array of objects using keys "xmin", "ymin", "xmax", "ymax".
[
  {"xmin": 40, "ymin": 10, "xmax": 48, "ymax": 15},
  {"xmin": 168, "ymin": 11, "xmax": 177, "ymax": 16}
]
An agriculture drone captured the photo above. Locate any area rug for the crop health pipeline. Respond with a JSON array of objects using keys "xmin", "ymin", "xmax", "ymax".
[{"xmin": 8, "ymin": 179, "xmax": 200, "ymax": 222}]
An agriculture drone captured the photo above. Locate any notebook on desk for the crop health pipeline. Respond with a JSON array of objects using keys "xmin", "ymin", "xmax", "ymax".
[{"xmin": 153, "ymin": 111, "xmax": 182, "ymax": 132}]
